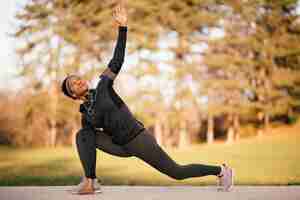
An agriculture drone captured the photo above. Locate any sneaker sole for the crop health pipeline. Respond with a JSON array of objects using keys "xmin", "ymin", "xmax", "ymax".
[{"xmin": 70, "ymin": 189, "xmax": 102, "ymax": 195}]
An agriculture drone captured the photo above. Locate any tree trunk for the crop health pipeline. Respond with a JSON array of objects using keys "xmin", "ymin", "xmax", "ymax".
[
  {"xmin": 207, "ymin": 114, "xmax": 214, "ymax": 144},
  {"xmin": 178, "ymin": 120, "xmax": 189, "ymax": 149},
  {"xmin": 154, "ymin": 120, "xmax": 163, "ymax": 146},
  {"xmin": 226, "ymin": 114, "xmax": 234, "ymax": 144},
  {"xmin": 49, "ymin": 82, "xmax": 58, "ymax": 148},
  {"xmin": 49, "ymin": 120, "xmax": 57, "ymax": 147},
  {"xmin": 233, "ymin": 114, "xmax": 240, "ymax": 141},
  {"xmin": 264, "ymin": 112, "xmax": 270, "ymax": 134},
  {"xmin": 71, "ymin": 122, "xmax": 79, "ymax": 149},
  {"xmin": 162, "ymin": 120, "xmax": 170, "ymax": 147},
  {"xmin": 164, "ymin": 130, "xmax": 174, "ymax": 148},
  {"xmin": 257, "ymin": 111, "xmax": 264, "ymax": 137},
  {"xmin": 226, "ymin": 126, "xmax": 234, "ymax": 144}
]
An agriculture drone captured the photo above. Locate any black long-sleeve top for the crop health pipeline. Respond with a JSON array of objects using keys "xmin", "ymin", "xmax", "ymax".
[
  {"xmin": 79, "ymin": 26, "xmax": 145, "ymax": 145},
  {"xmin": 108, "ymin": 26, "xmax": 127, "ymax": 75}
]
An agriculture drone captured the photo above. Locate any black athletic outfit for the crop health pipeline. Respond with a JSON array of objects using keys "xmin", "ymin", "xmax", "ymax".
[{"xmin": 76, "ymin": 26, "xmax": 221, "ymax": 180}]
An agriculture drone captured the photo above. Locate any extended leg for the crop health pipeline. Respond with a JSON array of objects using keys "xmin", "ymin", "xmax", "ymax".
[{"xmin": 123, "ymin": 129, "xmax": 222, "ymax": 180}]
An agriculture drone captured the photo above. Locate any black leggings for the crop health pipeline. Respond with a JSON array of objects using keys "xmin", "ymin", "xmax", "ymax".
[{"xmin": 76, "ymin": 128, "xmax": 221, "ymax": 180}]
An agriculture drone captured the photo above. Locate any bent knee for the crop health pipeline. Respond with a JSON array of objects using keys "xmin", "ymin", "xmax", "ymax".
[
  {"xmin": 118, "ymin": 153, "xmax": 132, "ymax": 158},
  {"xmin": 76, "ymin": 128, "xmax": 94, "ymax": 144}
]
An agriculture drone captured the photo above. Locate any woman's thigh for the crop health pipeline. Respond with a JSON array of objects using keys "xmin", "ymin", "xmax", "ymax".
[
  {"xmin": 95, "ymin": 131, "xmax": 132, "ymax": 157},
  {"xmin": 123, "ymin": 130, "xmax": 179, "ymax": 174}
]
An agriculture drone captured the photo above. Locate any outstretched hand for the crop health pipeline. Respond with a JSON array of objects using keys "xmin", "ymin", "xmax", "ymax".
[{"xmin": 113, "ymin": 1, "xmax": 127, "ymax": 27}]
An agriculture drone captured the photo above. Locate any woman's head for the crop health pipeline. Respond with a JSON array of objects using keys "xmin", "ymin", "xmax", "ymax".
[{"xmin": 61, "ymin": 75, "xmax": 89, "ymax": 100}]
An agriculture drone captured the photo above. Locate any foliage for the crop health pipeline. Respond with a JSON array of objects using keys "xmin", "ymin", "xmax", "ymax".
[{"xmin": 4, "ymin": 0, "xmax": 300, "ymax": 147}]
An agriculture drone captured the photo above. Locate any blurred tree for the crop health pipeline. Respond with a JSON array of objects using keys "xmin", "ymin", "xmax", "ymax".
[
  {"xmin": 201, "ymin": 0, "xmax": 300, "ymax": 140},
  {"xmin": 12, "ymin": 0, "xmax": 300, "ymax": 147},
  {"xmin": 240, "ymin": 0, "xmax": 300, "ymax": 134}
]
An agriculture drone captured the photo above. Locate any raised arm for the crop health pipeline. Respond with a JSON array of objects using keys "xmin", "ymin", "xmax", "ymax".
[{"xmin": 101, "ymin": 3, "xmax": 128, "ymax": 81}]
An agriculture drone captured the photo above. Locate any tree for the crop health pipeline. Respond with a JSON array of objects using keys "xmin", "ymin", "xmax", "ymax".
[
  {"xmin": 13, "ymin": 0, "xmax": 300, "ymax": 147},
  {"xmin": 201, "ymin": 0, "xmax": 300, "ymax": 138}
]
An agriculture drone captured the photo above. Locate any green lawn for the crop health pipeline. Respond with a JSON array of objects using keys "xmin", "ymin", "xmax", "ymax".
[{"xmin": 0, "ymin": 128, "xmax": 299, "ymax": 186}]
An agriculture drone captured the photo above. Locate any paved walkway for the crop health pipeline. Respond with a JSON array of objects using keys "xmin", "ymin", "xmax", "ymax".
[{"xmin": 1, "ymin": 186, "xmax": 300, "ymax": 200}]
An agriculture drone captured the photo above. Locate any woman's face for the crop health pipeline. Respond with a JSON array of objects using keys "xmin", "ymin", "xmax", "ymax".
[{"xmin": 67, "ymin": 76, "xmax": 89, "ymax": 99}]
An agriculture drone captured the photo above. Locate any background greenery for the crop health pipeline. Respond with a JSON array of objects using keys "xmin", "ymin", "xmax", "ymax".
[{"xmin": 0, "ymin": 123, "xmax": 299, "ymax": 186}]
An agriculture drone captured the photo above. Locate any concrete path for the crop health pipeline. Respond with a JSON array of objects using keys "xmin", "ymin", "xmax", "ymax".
[{"xmin": 1, "ymin": 186, "xmax": 300, "ymax": 200}]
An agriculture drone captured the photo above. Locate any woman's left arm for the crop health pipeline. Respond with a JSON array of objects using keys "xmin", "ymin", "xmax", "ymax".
[{"xmin": 101, "ymin": 3, "xmax": 127, "ymax": 81}]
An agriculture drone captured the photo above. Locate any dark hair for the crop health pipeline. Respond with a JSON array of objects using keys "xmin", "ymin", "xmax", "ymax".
[{"xmin": 61, "ymin": 76, "xmax": 76, "ymax": 99}]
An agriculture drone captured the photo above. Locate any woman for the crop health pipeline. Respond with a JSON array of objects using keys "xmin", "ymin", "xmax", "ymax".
[{"xmin": 61, "ymin": 3, "xmax": 233, "ymax": 195}]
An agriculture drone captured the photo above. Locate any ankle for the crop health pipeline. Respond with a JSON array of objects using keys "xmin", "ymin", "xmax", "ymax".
[
  {"xmin": 82, "ymin": 177, "xmax": 92, "ymax": 184},
  {"xmin": 217, "ymin": 165, "xmax": 225, "ymax": 177}
]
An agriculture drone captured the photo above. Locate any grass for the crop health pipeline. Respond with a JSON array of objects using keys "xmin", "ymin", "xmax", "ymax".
[{"xmin": 0, "ymin": 125, "xmax": 299, "ymax": 186}]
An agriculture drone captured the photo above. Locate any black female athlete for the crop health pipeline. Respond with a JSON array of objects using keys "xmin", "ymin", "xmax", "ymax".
[{"xmin": 61, "ymin": 2, "xmax": 233, "ymax": 195}]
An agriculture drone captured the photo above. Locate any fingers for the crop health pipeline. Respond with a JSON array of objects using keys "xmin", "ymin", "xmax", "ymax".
[
  {"xmin": 114, "ymin": 1, "xmax": 125, "ymax": 14},
  {"xmin": 113, "ymin": 4, "xmax": 120, "ymax": 18},
  {"xmin": 115, "ymin": 3, "xmax": 121, "ymax": 13},
  {"xmin": 112, "ymin": 9, "xmax": 116, "ymax": 18},
  {"xmin": 112, "ymin": 1, "xmax": 127, "ymax": 26},
  {"xmin": 112, "ymin": 6, "xmax": 119, "ymax": 20},
  {"xmin": 115, "ymin": 4, "xmax": 119, "ymax": 13}
]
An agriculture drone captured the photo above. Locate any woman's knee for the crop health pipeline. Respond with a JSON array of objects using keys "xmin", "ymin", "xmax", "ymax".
[
  {"xmin": 76, "ymin": 129, "xmax": 85, "ymax": 143},
  {"xmin": 115, "ymin": 151, "xmax": 132, "ymax": 157},
  {"xmin": 76, "ymin": 128, "xmax": 94, "ymax": 146}
]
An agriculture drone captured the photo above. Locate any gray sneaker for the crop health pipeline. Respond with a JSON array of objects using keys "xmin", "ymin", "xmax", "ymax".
[
  {"xmin": 92, "ymin": 178, "xmax": 102, "ymax": 193},
  {"xmin": 217, "ymin": 164, "xmax": 234, "ymax": 192}
]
